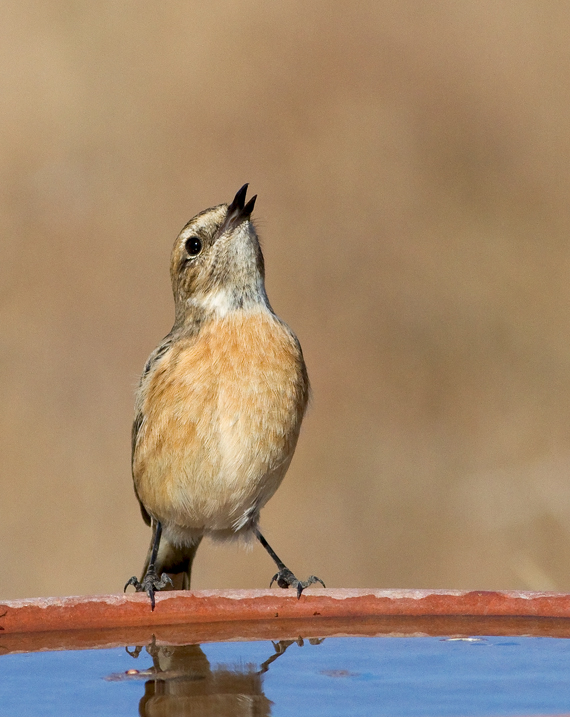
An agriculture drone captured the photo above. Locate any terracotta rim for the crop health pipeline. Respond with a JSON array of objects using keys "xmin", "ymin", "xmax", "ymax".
[{"xmin": 2, "ymin": 588, "xmax": 570, "ymax": 653}]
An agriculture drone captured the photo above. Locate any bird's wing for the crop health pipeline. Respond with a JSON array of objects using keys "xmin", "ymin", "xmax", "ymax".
[{"xmin": 131, "ymin": 335, "xmax": 175, "ymax": 525}]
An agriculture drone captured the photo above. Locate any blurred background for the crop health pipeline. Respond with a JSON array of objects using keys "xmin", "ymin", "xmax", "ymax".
[{"xmin": 2, "ymin": 1, "xmax": 570, "ymax": 600}]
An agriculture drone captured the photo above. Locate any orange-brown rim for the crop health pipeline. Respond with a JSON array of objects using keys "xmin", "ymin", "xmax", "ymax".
[{"xmin": 2, "ymin": 588, "xmax": 570, "ymax": 654}]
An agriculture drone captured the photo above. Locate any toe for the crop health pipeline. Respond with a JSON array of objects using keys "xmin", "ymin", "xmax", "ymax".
[
  {"xmin": 308, "ymin": 575, "xmax": 326, "ymax": 589},
  {"xmin": 124, "ymin": 576, "xmax": 142, "ymax": 593}
]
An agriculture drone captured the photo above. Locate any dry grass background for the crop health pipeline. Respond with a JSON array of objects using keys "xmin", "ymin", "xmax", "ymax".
[{"xmin": 2, "ymin": 1, "xmax": 570, "ymax": 599}]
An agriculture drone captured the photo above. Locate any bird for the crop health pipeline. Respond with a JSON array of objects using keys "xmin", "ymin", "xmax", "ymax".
[{"xmin": 125, "ymin": 184, "xmax": 324, "ymax": 609}]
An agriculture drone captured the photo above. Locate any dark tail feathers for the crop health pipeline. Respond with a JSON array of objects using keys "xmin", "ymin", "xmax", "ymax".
[{"xmin": 142, "ymin": 534, "xmax": 202, "ymax": 591}]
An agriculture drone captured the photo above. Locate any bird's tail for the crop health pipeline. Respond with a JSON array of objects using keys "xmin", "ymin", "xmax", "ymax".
[{"xmin": 142, "ymin": 533, "xmax": 203, "ymax": 591}]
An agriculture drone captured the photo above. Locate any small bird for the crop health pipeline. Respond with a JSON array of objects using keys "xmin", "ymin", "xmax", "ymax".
[{"xmin": 125, "ymin": 184, "xmax": 324, "ymax": 609}]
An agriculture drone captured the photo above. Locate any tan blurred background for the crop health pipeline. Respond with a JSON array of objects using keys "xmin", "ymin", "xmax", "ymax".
[{"xmin": 2, "ymin": 1, "xmax": 570, "ymax": 599}]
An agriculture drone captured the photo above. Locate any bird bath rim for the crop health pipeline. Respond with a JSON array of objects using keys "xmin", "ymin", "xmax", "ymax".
[{"xmin": 2, "ymin": 588, "xmax": 570, "ymax": 654}]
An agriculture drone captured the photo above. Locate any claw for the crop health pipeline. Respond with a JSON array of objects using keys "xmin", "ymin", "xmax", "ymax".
[
  {"xmin": 124, "ymin": 569, "xmax": 173, "ymax": 611},
  {"xmin": 124, "ymin": 575, "xmax": 141, "ymax": 592},
  {"xmin": 270, "ymin": 568, "xmax": 326, "ymax": 598}
]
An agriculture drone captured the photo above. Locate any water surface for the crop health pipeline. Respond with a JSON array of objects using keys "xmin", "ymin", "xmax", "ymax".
[{"xmin": 2, "ymin": 635, "xmax": 570, "ymax": 716}]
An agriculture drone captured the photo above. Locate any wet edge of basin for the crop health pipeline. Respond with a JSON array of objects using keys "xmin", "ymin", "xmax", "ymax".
[{"xmin": 2, "ymin": 589, "xmax": 570, "ymax": 653}]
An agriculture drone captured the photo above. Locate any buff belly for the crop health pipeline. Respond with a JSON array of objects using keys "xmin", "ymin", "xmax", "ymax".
[{"xmin": 132, "ymin": 311, "xmax": 307, "ymax": 545}]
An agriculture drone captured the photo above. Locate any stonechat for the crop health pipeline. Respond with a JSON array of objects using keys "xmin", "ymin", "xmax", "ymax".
[{"xmin": 125, "ymin": 185, "xmax": 324, "ymax": 609}]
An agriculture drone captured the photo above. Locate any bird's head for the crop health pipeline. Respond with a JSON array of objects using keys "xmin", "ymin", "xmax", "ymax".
[{"xmin": 170, "ymin": 184, "xmax": 269, "ymax": 326}]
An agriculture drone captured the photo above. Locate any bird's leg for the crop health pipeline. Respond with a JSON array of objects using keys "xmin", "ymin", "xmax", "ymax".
[
  {"xmin": 124, "ymin": 520, "xmax": 173, "ymax": 610},
  {"xmin": 254, "ymin": 528, "xmax": 325, "ymax": 599}
]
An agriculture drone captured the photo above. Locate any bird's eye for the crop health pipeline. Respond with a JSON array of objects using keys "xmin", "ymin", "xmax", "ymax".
[{"xmin": 184, "ymin": 236, "xmax": 202, "ymax": 257}]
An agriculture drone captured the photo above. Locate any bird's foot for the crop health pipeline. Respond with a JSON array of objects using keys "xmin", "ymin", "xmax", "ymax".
[
  {"xmin": 124, "ymin": 569, "xmax": 173, "ymax": 611},
  {"xmin": 270, "ymin": 567, "xmax": 326, "ymax": 599}
]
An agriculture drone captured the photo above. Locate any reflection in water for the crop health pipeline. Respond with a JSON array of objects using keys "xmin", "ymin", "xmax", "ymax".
[
  {"xmin": 122, "ymin": 637, "xmax": 324, "ymax": 716},
  {"xmin": 138, "ymin": 642, "xmax": 268, "ymax": 717}
]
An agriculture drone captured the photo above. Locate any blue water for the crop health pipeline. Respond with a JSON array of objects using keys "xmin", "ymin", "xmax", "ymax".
[{"xmin": 1, "ymin": 636, "xmax": 570, "ymax": 716}]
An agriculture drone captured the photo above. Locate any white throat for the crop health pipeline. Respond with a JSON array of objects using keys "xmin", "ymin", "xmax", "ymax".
[{"xmin": 189, "ymin": 280, "xmax": 271, "ymax": 318}]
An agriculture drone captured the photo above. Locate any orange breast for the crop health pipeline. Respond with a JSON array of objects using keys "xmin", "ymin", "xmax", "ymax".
[{"xmin": 133, "ymin": 309, "xmax": 308, "ymax": 532}]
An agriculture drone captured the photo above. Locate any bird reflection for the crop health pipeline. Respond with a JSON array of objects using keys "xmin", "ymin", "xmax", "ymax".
[{"xmin": 121, "ymin": 637, "xmax": 324, "ymax": 716}]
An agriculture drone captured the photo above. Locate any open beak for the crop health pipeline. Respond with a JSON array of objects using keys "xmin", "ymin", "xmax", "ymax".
[{"xmin": 220, "ymin": 183, "xmax": 257, "ymax": 235}]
